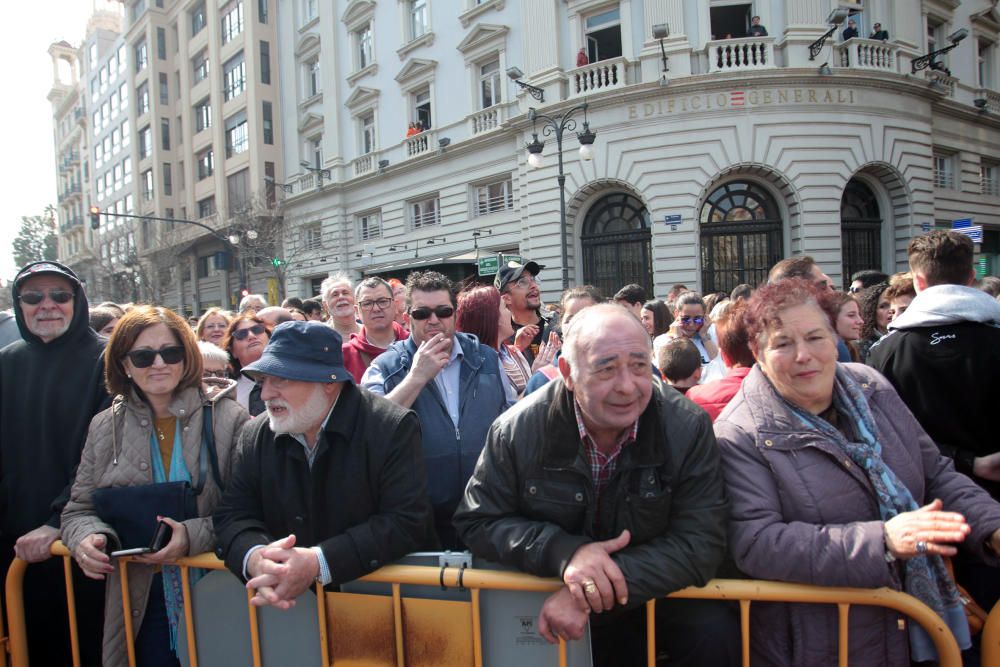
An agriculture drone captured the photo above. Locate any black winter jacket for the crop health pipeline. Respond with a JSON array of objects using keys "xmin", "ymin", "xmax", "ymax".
[
  {"xmin": 453, "ymin": 377, "xmax": 728, "ymax": 608},
  {"xmin": 213, "ymin": 382, "xmax": 438, "ymax": 585},
  {"xmin": 868, "ymin": 285, "xmax": 1000, "ymax": 494}
]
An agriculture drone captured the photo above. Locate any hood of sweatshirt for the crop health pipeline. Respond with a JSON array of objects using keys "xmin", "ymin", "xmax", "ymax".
[
  {"xmin": 11, "ymin": 260, "xmax": 93, "ymax": 347},
  {"xmin": 888, "ymin": 283, "xmax": 1000, "ymax": 330}
]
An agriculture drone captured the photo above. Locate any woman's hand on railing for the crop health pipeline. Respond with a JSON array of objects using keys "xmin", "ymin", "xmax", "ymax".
[
  {"xmin": 74, "ymin": 533, "xmax": 115, "ymax": 580},
  {"xmin": 135, "ymin": 517, "xmax": 189, "ymax": 565}
]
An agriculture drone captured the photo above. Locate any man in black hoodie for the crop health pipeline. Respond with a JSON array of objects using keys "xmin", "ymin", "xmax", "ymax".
[{"xmin": 0, "ymin": 260, "xmax": 107, "ymax": 665}]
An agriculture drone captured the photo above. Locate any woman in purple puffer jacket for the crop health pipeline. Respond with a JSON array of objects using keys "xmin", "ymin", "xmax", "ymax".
[{"xmin": 714, "ymin": 278, "xmax": 1000, "ymax": 666}]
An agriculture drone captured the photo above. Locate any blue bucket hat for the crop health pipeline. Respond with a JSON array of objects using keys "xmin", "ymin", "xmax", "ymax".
[{"xmin": 242, "ymin": 321, "xmax": 353, "ymax": 384}]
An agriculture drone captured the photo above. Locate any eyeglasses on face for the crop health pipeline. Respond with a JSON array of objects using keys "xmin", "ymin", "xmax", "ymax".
[
  {"xmin": 358, "ymin": 297, "xmax": 393, "ymax": 311},
  {"xmin": 513, "ymin": 276, "xmax": 538, "ymax": 290},
  {"xmin": 409, "ymin": 305, "xmax": 455, "ymax": 321},
  {"xmin": 19, "ymin": 289, "xmax": 74, "ymax": 305},
  {"xmin": 849, "ymin": 286, "xmax": 862, "ymax": 293},
  {"xmin": 126, "ymin": 345, "xmax": 185, "ymax": 368},
  {"xmin": 680, "ymin": 316, "xmax": 704, "ymax": 325},
  {"xmin": 232, "ymin": 323, "xmax": 266, "ymax": 341},
  {"xmin": 203, "ymin": 369, "xmax": 230, "ymax": 379}
]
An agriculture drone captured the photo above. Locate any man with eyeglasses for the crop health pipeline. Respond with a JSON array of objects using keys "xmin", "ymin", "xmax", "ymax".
[
  {"xmin": 0, "ymin": 260, "xmax": 108, "ymax": 665},
  {"xmin": 496, "ymin": 260, "xmax": 556, "ymax": 364},
  {"xmin": 362, "ymin": 271, "xmax": 514, "ymax": 548},
  {"xmin": 343, "ymin": 277, "xmax": 408, "ymax": 383}
]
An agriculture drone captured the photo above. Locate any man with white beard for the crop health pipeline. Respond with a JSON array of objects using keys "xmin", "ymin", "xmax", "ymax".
[{"xmin": 213, "ymin": 321, "xmax": 436, "ymax": 608}]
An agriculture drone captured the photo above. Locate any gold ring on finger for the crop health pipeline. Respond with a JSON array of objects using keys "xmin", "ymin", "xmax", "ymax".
[{"xmin": 583, "ymin": 581, "xmax": 598, "ymax": 595}]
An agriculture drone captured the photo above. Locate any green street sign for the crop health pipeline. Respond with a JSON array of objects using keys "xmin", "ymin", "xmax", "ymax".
[
  {"xmin": 501, "ymin": 254, "xmax": 522, "ymax": 265},
  {"xmin": 478, "ymin": 256, "xmax": 499, "ymax": 276}
]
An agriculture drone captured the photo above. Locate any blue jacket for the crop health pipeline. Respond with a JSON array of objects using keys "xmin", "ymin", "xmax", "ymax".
[{"xmin": 368, "ymin": 332, "xmax": 507, "ymax": 548}]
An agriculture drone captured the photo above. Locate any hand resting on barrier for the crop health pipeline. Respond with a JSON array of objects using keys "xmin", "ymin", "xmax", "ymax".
[
  {"xmin": 561, "ymin": 529, "xmax": 630, "ymax": 613},
  {"xmin": 73, "ymin": 533, "xmax": 116, "ymax": 580},
  {"xmin": 538, "ymin": 586, "xmax": 590, "ymax": 644},
  {"xmin": 134, "ymin": 516, "xmax": 189, "ymax": 565},
  {"xmin": 246, "ymin": 534, "xmax": 320, "ymax": 610},
  {"xmin": 14, "ymin": 524, "xmax": 61, "ymax": 563}
]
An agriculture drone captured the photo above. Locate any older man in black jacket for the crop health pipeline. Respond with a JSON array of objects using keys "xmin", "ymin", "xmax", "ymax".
[
  {"xmin": 454, "ymin": 304, "xmax": 734, "ymax": 666},
  {"xmin": 213, "ymin": 321, "xmax": 436, "ymax": 607}
]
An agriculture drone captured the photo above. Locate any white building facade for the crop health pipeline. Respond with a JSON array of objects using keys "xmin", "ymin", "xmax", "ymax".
[{"xmin": 276, "ymin": 0, "xmax": 1000, "ymax": 301}]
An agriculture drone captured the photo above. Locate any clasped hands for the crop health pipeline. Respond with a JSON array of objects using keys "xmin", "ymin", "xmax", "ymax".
[
  {"xmin": 538, "ymin": 530, "xmax": 631, "ymax": 644},
  {"xmin": 245, "ymin": 534, "xmax": 320, "ymax": 610}
]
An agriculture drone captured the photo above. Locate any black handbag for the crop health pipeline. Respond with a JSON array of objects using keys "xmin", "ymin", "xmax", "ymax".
[{"xmin": 91, "ymin": 402, "xmax": 223, "ymax": 550}]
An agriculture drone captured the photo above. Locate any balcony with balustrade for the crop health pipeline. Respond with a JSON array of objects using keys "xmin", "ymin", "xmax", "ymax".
[
  {"xmin": 353, "ymin": 152, "xmax": 376, "ymax": 176},
  {"xmin": 404, "ymin": 129, "xmax": 433, "ymax": 158},
  {"xmin": 469, "ymin": 104, "xmax": 504, "ymax": 135},
  {"xmin": 836, "ymin": 38, "xmax": 899, "ymax": 73},
  {"xmin": 706, "ymin": 37, "xmax": 775, "ymax": 73},
  {"xmin": 569, "ymin": 57, "xmax": 630, "ymax": 99}
]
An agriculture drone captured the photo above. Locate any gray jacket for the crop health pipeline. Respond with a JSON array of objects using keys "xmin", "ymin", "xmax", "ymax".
[
  {"xmin": 714, "ymin": 363, "xmax": 1000, "ymax": 666},
  {"xmin": 61, "ymin": 386, "xmax": 249, "ymax": 667}
]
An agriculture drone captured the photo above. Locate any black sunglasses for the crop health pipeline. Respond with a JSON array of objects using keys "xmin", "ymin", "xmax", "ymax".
[
  {"xmin": 232, "ymin": 323, "xmax": 266, "ymax": 340},
  {"xmin": 19, "ymin": 289, "xmax": 74, "ymax": 305},
  {"xmin": 126, "ymin": 345, "xmax": 185, "ymax": 368},
  {"xmin": 409, "ymin": 305, "xmax": 455, "ymax": 321}
]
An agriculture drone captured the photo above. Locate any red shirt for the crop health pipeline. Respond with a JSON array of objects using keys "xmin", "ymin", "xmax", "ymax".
[
  {"xmin": 686, "ymin": 367, "xmax": 752, "ymax": 421},
  {"xmin": 574, "ymin": 400, "xmax": 637, "ymax": 527}
]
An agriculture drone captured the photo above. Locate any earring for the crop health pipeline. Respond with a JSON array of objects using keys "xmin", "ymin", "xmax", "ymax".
[{"xmin": 127, "ymin": 373, "xmax": 132, "ymax": 379}]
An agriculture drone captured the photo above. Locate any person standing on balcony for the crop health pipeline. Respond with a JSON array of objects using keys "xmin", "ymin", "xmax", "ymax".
[
  {"xmin": 576, "ymin": 47, "xmax": 589, "ymax": 67},
  {"xmin": 842, "ymin": 18, "xmax": 858, "ymax": 40},
  {"xmin": 748, "ymin": 16, "xmax": 768, "ymax": 37},
  {"xmin": 870, "ymin": 23, "xmax": 889, "ymax": 41}
]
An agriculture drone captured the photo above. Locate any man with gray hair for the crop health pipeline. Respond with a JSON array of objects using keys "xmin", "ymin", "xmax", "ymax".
[
  {"xmin": 321, "ymin": 273, "xmax": 361, "ymax": 340},
  {"xmin": 454, "ymin": 303, "xmax": 734, "ymax": 666}
]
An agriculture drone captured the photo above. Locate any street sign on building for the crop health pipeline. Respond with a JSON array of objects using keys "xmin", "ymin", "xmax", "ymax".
[
  {"xmin": 952, "ymin": 218, "xmax": 973, "ymax": 229},
  {"xmin": 955, "ymin": 225, "xmax": 983, "ymax": 243},
  {"xmin": 478, "ymin": 256, "xmax": 499, "ymax": 276}
]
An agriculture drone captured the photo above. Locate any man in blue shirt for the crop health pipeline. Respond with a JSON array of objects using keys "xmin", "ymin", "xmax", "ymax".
[{"xmin": 363, "ymin": 271, "xmax": 512, "ymax": 548}]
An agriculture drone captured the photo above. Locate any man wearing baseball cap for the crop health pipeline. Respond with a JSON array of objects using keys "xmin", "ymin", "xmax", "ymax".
[
  {"xmin": 0, "ymin": 260, "xmax": 107, "ymax": 664},
  {"xmin": 213, "ymin": 321, "xmax": 436, "ymax": 608},
  {"xmin": 495, "ymin": 259, "xmax": 556, "ymax": 364}
]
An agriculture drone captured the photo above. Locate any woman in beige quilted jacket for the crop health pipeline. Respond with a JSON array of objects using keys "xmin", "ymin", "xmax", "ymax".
[{"xmin": 61, "ymin": 306, "xmax": 249, "ymax": 667}]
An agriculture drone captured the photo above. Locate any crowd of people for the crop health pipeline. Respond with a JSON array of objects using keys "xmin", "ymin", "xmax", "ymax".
[{"xmin": 2, "ymin": 228, "xmax": 1000, "ymax": 666}]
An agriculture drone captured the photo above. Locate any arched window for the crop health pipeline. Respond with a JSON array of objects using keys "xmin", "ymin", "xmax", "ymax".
[
  {"xmin": 581, "ymin": 192, "xmax": 652, "ymax": 299},
  {"xmin": 699, "ymin": 180, "xmax": 782, "ymax": 293},
  {"xmin": 840, "ymin": 178, "xmax": 882, "ymax": 283}
]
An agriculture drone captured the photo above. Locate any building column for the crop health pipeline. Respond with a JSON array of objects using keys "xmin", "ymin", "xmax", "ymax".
[
  {"xmin": 783, "ymin": 0, "xmax": 833, "ymax": 69},
  {"xmin": 640, "ymin": 0, "xmax": 692, "ymax": 80},
  {"xmin": 518, "ymin": 0, "xmax": 562, "ymax": 101}
]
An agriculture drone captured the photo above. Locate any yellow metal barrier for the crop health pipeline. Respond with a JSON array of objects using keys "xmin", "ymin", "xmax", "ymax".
[{"xmin": 4, "ymin": 542, "xmax": 968, "ymax": 667}]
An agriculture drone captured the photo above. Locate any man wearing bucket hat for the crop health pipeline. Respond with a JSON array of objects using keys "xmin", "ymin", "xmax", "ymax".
[
  {"xmin": 0, "ymin": 260, "xmax": 108, "ymax": 665},
  {"xmin": 213, "ymin": 321, "xmax": 436, "ymax": 609},
  {"xmin": 496, "ymin": 259, "xmax": 556, "ymax": 364}
]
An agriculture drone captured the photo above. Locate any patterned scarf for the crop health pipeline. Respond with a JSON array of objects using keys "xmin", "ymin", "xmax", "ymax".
[
  {"xmin": 780, "ymin": 366, "xmax": 971, "ymax": 661},
  {"xmin": 148, "ymin": 425, "xmax": 205, "ymax": 655}
]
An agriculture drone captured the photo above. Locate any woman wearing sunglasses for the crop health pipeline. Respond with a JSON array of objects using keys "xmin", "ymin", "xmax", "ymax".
[
  {"xmin": 654, "ymin": 292, "xmax": 718, "ymax": 376},
  {"xmin": 61, "ymin": 306, "xmax": 249, "ymax": 667},
  {"xmin": 221, "ymin": 314, "xmax": 271, "ymax": 413}
]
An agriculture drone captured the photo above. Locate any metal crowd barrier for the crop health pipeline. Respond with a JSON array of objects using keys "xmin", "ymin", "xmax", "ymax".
[{"xmin": 2, "ymin": 541, "xmax": 974, "ymax": 667}]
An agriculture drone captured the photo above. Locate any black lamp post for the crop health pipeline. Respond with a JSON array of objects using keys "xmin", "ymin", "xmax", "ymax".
[{"xmin": 525, "ymin": 102, "xmax": 596, "ymax": 289}]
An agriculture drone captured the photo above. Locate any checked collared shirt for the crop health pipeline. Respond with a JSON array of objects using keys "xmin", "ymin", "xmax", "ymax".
[{"xmin": 574, "ymin": 400, "xmax": 638, "ymax": 531}]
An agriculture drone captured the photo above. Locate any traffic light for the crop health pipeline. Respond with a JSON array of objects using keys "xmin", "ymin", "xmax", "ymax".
[
  {"xmin": 271, "ymin": 257, "xmax": 284, "ymax": 267},
  {"xmin": 89, "ymin": 206, "xmax": 101, "ymax": 230}
]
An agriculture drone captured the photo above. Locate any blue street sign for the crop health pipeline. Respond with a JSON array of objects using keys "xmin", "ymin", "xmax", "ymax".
[
  {"xmin": 920, "ymin": 222, "xmax": 931, "ymax": 233},
  {"xmin": 955, "ymin": 225, "xmax": 983, "ymax": 243},
  {"xmin": 664, "ymin": 214, "xmax": 682, "ymax": 225},
  {"xmin": 952, "ymin": 218, "xmax": 973, "ymax": 229}
]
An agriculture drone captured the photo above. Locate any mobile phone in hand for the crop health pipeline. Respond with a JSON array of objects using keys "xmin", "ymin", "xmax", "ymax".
[{"xmin": 110, "ymin": 520, "xmax": 173, "ymax": 557}]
